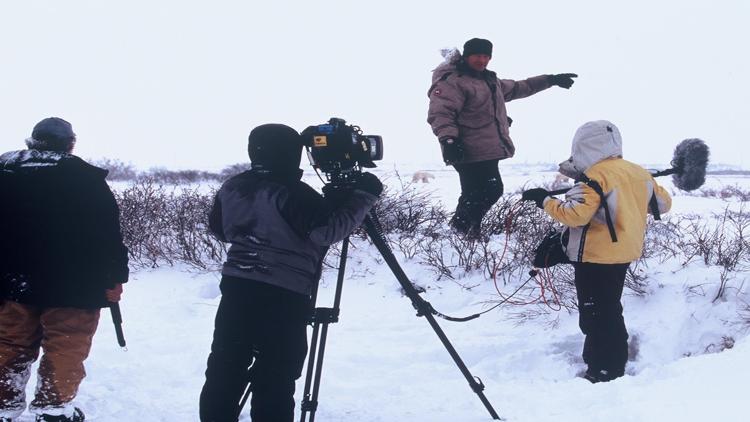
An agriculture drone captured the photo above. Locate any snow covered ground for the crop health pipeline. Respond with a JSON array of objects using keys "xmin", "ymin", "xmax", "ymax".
[{"xmin": 17, "ymin": 163, "xmax": 750, "ymax": 421}]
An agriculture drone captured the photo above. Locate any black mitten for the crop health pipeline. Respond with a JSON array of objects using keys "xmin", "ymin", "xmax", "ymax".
[
  {"xmin": 548, "ymin": 73, "xmax": 578, "ymax": 89},
  {"xmin": 440, "ymin": 138, "xmax": 464, "ymax": 165},
  {"xmin": 521, "ymin": 188, "xmax": 551, "ymax": 209},
  {"xmin": 354, "ymin": 172, "xmax": 383, "ymax": 196}
]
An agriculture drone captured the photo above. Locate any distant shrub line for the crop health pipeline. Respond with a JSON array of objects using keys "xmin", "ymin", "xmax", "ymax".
[
  {"xmin": 92, "ymin": 158, "xmax": 250, "ymax": 183},
  {"xmin": 114, "ymin": 176, "xmax": 749, "ymax": 321}
]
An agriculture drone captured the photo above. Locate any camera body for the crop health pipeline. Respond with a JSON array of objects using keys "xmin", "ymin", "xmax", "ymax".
[{"xmin": 301, "ymin": 118, "xmax": 383, "ymax": 182}]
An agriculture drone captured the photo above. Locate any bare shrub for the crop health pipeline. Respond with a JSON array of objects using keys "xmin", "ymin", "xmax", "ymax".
[
  {"xmin": 115, "ymin": 179, "xmax": 225, "ymax": 270},
  {"xmin": 166, "ymin": 187, "xmax": 226, "ymax": 270},
  {"xmin": 91, "ymin": 158, "xmax": 232, "ymax": 184},
  {"xmin": 219, "ymin": 163, "xmax": 252, "ymax": 181},
  {"xmin": 111, "ymin": 168, "xmax": 750, "ymax": 320},
  {"xmin": 116, "ymin": 179, "xmax": 174, "ymax": 268},
  {"xmin": 695, "ymin": 185, "xmax": 750, "ymax": 201},
  {"xmin": 376, "ymin": 183, "xmax": 445, "ymax": 235},
  {"xmin": 642, "ymin": 217, "xmax": 683, "ymax": 263},
  {"xmin": 663, "ymin": 207, "xmax": 750, "ymax": 301},
  {"xmin": 739, "ymin": 299, "xmax": 750, "ymax": 330},
  {"xmin": 91, "ymin": 158, "xmax": 139, "ymax": 181},
  {"xmin": 144, "ymin": 168, "xmax": 221, "ymax": 185}
]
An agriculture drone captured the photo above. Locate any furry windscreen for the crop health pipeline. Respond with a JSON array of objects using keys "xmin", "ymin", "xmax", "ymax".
[{"xmin": 671, "ymin": 138, "xmax": 709, "ymax": 191}]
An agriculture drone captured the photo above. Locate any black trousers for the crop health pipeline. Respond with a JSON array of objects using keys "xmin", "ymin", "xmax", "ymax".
[
  {"xmin": 200, "ymin": 276, "xmax": 311, "ymax": 422},
  {"xmin": 573, "ymin": 262, "xmax": 630, "ymax": 375},
  {"xmin": 451, "ymin": 159, "xmax": 504, "ymax": 233}
]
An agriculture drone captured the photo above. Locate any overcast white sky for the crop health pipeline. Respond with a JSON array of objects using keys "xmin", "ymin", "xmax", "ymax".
[{"xmin": 1, "ymin": 0, "xmax": 748, "ymax": 170}]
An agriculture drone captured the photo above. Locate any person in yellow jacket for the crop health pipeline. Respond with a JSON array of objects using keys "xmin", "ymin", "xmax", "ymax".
[{"xmin": 522, "ymin": 120, "xmax": 671, "ymax": 383}]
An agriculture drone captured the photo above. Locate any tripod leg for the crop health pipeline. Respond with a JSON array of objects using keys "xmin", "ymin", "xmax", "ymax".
[
  {"xmin": 300, "ymin": 237, "xmax": 350, "ymax": 422},
  {"xmin": 300, "ymin": 322, "xmax": 322, "ymax": 422},
  {"xmin": 305, "ymin": 323, "xmax": 332, "ymax": 422},
  {"xmin": 364, "ymin": 214, "xmax": 502, "ymax": 420}
]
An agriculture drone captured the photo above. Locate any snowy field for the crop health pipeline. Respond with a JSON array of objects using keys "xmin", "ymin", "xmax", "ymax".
[{"xmin": 17, "ymin": 162, "xmax": 750, "ymax": 422}]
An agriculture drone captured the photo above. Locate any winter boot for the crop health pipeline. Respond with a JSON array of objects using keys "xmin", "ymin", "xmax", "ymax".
[
  {"xmin": 1, "ymin": 417, "xmax": 12, "ymax": 422},
  {"xmin": 35, "ymin": 408, "xmax": 84, "ymax": 422},
  {"xmin": 582, "ymin": 368, "xmax": 624, "ymax": 384}
]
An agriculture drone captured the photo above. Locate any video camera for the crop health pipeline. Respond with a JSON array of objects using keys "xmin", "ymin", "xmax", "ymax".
[{"xmin": 301, "ymin": 118, "xmax": 383, "ymax": 183}]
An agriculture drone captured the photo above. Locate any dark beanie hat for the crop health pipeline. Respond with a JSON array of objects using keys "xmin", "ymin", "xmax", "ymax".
[
  {"xmin": 463, "ymin": 38, "xmax": 493, "ymax": 57},
  {"xmin": 25, "ymin": 117, "xmax": 77, "ymax": 152},
  {"xmin": 247, "ymin": 124, "xmax": 303, "ymax": 171}
]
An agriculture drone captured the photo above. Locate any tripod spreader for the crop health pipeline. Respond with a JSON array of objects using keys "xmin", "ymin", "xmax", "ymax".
[{"xmin": 309, "ymin": 307, "xmax": 340, "ymax": 324}]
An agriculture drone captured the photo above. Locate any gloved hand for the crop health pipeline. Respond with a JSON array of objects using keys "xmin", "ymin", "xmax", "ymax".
[
  {"xmin": 106, "ymin": 283, "xmax": 124, "ymax": 302},
  {"xmin": 521, "ymin": 188, "xmax": 550, "ymax": 209},
  {"xmin": 548, "ymin": 73, "xmax": 578, "ymax": 89},
  {"xmin": 440, "ymin": 138, "xmax": 464, "ymax": 165},
  {"xmin": 322, "ymin": 183, "xmax": 339, "ymax": 199},
  {"xmin": 354, "ymin": 172, "xmax": 383, "ymax": 197}
]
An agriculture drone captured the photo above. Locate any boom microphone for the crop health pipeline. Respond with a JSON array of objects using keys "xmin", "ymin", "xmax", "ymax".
[
  {"xmin": 546, "ymin": 138, "xmax": 710, "ymax": 197},
  {"xmin": 653, "ymin": 138, "xmax": 709, "ymax": 191}
]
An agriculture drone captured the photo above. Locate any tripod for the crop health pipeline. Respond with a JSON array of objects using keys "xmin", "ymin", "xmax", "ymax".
[
  {"xmin": 298, "ymin": 211, "xmax": 501, "ymax": 421},
  {"xmin": 236, "ymin": 210, "xmax": 501, "ymax": 421}
]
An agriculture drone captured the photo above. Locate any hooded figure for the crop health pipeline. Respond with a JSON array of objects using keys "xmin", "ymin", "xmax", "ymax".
[
  {"xmin": 545, "ymin": 120, "xmax": 672, "ymax": 263},
  {"xmin": 199, "ymin": 123, "xmax": 383, "ymax": 422},
  {"xmin": 426, "ymin": 39, "xmax": 577, "ymax": 238},
  {"xmin": 523, "ymin": 120, "xmax": 672, "ymax": 383}
]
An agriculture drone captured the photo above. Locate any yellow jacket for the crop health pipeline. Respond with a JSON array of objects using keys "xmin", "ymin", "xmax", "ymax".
[{"xmin": 543, "ymin": 121, "xmax": 672, "ymax": 264}]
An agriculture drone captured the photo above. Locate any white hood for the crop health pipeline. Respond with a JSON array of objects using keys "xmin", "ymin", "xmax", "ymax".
[{"xmin": 558, "ymin": 120, "xmax": 623, "ymax": 178}]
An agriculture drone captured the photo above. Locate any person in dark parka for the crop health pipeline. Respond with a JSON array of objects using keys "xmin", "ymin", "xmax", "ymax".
[
  {"xmin": 428, "ymin": 37, "xmax": 577, "ymax": 238},
  {"xmin": 199, "ymin": 124, "xmax": 382, "ymax": 422},
  {"xmin": 0, "ymin": 117, "xmax": 128, "ymax": 422}
]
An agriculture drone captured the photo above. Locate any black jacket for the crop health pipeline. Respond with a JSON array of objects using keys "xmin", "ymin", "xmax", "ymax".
[
  {"xmin": 209, "ymin": 169, "xmax": 378, "ymax": 296},
  {"xmin": 0, "ymin": 150, "xmax": 129, "ymax": 308}
]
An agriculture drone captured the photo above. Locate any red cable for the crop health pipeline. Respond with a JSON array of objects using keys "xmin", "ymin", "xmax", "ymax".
[{"xmin": 492, "ymin": 200, "xmax": 564, "ymax": 310}]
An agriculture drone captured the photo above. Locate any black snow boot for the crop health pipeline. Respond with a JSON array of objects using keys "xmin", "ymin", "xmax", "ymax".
[
  {"xmin": 582, "ymin": 368, "xmax": 624, "ymax": 384},
  {"xmin": 35, "ymin": 408, "xmax": 85, "ymax": 422}
]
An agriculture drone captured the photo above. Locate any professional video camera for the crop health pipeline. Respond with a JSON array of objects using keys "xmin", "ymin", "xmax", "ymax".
[{"xmin": 301, "ymin": 118, "xmax": 383, "ymax": 183}]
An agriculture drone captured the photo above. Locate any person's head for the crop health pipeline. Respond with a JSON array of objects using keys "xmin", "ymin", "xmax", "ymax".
[
  {"xmin": 247, "ymin": 123, "xmax": 303, "ymax": 172},
  {"xmin": 462, "ymin": 38, "xmax": 493, "ymax": 72},
  {"xmin": 558, "ymin": 120, "xmax": 623, "ymax": 178},
  {"xmin": 25, "ymin": 117, "xmax": 76, "ymax": 153}
]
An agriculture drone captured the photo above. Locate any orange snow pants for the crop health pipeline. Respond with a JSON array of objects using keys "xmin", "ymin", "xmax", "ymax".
[{"xmin": 0, "ymin": 301, "xmax": 99, "ymax": 416}]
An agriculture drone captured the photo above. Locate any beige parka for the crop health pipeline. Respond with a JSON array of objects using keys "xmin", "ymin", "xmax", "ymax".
[{"xmin": 427, "ymin": 49, "xmax": 553, "ymax": 164}]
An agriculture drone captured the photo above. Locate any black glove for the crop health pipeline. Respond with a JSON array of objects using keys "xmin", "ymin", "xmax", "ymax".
[
  {"xmin": 548, "ymin": 73, "xmax": 578, "ymax": 89},
  {"xmin": 322, "ymin": 183, "xmax": 339, "ymax": 199},
  {"xmin": 440, "ymin": 138, "xmax": 464, "ymax": 165},
  {"xmin": 354, "ymin": 172, "xmax": 383, "ymax": 197},
  {"xmin": 521, "ymin": 188, "xmax": 550, "ymax": 209}
]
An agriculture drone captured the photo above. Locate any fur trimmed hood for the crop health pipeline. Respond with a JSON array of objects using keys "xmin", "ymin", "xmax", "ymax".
[
  {"xmin": 431, "ymin": 48, "xmax": 461, "ymax": 83},
  {"xmin": 0, "ymin": 149, "xmax": 108, "ymax": 178}
]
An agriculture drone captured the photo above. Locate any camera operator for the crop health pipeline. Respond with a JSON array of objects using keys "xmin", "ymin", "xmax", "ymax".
[
  {"xmin": 199, "ymin": 124, "xmax": 383, "ymax": 422},
  {"xmin": 428, "ymin": 37, "xmax": 577, "ymax": 238}
]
